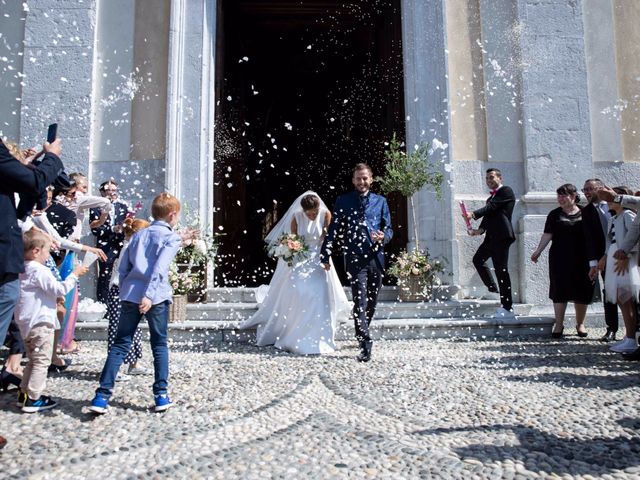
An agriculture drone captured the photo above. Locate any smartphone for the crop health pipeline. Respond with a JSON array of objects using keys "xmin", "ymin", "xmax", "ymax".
[{"xmin": 46, "ymin": 123, "xmax": 58, "ymax": 143}]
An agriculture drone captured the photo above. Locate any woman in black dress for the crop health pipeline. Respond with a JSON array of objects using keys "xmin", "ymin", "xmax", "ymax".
[{"xmin": 531, "ymin": 184, "xmax": 593, "ymax": 337}]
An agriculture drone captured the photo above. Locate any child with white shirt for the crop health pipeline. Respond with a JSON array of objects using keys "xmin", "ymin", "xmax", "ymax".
[{"xmin": 15, "ymin": 229, "xmax": 88, "ymax": 413}]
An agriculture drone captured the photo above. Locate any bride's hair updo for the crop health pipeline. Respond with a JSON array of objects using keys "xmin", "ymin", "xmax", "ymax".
[{"xmin": 300, "ymin": 194, "xmax": 320, "ymax": 211}]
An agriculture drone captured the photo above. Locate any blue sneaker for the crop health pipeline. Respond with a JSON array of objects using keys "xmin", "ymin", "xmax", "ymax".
[
  {"xmin": 154, "ymin": 394, "xmax": 172, "ymax": 412},
  {"xmin": 88, "ymin": 393, "xmax": 109, "ymax": 414}
]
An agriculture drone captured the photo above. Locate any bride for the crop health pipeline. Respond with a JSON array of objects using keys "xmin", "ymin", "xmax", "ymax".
[{"xmin": 241, "ymin": 191, "xmax": 350, "ymax": 354}]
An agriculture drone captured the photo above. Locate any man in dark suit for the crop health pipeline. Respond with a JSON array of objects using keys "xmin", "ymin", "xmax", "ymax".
[
  {"xmin": 463, "ymin": 168, "xmax": 516, "ymax": 317},
  {"xmin": 90, "ymin": 180, "xmax": 128, "ymax": 303},
  {"xmin": 320, "ymin": 163, "xmax": 393, "ymax": 362},
  {"xmin": 582, "ymin": 179, "xmax": 618, "ymax": 341},
  {"xmin": 0, "ymin": 137, "xmax": 64, "ymax": 345}
]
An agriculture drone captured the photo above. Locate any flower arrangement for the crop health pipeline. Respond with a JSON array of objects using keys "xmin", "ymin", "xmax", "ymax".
[
  {"xmin": 174, "ymin": 205, "xmax": 219, "ymax": 268},
  {"xmin": 268, "ymin": 233, "xmax": 310, "ymax": 266},
  {"xmin": 388, "ymin": 249, "xmax": 445, "ymax": 295},
  {"xmin": 171, "ymin": 206, "xmax": 220, "ymax": 302},
  {"xmin": 168, "ymin": 263, "xmax": 195, "ymax": 295}
]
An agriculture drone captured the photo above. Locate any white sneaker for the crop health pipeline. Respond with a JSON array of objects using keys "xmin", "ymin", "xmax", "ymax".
[
  {"xmin": 610, "ymin": 337, "xmax": 638, "ymax": 353},
  {"xmin": 490, "ymin": 307, "xmax": 516, "ymax": 319},
  {"xmin": 115, "ymin": 372, "xmax": 130, "ymax": 382}
]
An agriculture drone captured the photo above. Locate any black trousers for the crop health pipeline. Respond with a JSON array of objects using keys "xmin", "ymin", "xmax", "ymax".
[
  {"xmin": 349, "ymin": 258, "xmax": 383, "ymax": 345},
  {"xmin": 472, "ymin": 238, "xmax": 513, "ymax": 311},
  {"xmin": 600, "ymin": 269, "xmax": 619, "ymax": 333}
]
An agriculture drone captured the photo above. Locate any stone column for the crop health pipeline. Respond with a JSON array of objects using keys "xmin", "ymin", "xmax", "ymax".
[
  {"xmin": 401, "ymin": 0, "xmax": 457, "ymax": 283},
  {"xmin": 516, "ymin": 0, "xmax": 593, "ymax": 306},
  {"xmin": 166, "ymin": 0, "xmax": 217, "ymax": 229},
  {"xmin": 166, "ymin": 0, "xmax": 217, "ymax": 288},
  {"xmin": 19, "ymin": 0, "xmax": 98, "ymax": 172}
]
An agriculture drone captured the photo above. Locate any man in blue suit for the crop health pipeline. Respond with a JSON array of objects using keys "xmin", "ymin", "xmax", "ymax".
[
  {"xmin": 0, "ymin": 137, "xmax": 64, "ymax": 346},
  {"xmin": 321, "ymin": 163, "xmax": 393, "ymax": 362},
  {"xmin": 91, "ymin": 180, "xmax": 129, "ymax": 303}
]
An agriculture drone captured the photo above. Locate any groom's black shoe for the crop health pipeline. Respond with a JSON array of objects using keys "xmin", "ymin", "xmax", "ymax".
[{"xmin": 357, "ymin": 341, "xmax": 372, "ymax": 362}]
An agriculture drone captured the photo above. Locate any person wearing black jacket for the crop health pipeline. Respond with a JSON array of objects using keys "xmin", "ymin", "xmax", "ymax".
[
  {"xmin": 90, "ymin": 180, "xmax": 128, "ymax": 304},
  {"xmin": 463, "ymin": 168, "xmax": 516, "ymax": 317},
  {"xmin": 582, "ymin": 179, "xmax": 619, "ymax": 341},
  {"xmin": 0, "ymin": 137, "xmax": 64, "ymax": 346}
]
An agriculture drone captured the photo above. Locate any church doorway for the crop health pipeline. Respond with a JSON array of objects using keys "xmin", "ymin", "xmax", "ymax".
[{"xmin": 214, "ymin": 0, "xmax": 407, "ymax": 287}]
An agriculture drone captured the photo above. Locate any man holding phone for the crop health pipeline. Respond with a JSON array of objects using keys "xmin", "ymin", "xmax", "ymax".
[{"xmin": 0, "ymin": 133, "xmax": 64, "ymax": 350}]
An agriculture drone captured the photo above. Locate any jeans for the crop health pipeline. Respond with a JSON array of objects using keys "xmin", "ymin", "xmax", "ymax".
[
  {"xmin": 0, "ymin": 275, "xmax": 20, "ymax": 345},
  {"xmin": 96, "ymin": 300, "xmax": 170, "ymax": 397}
]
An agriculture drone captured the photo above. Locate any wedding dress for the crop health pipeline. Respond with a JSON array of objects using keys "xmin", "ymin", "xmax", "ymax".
[{"xmin": 241, "ymin": 194, "xmax": 350, "ymax": 354}]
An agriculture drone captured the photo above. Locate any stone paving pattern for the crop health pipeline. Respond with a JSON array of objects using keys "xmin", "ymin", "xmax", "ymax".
[{"xmin": 1, "ymin": 335, "xmax": 640, "ymax": 479}]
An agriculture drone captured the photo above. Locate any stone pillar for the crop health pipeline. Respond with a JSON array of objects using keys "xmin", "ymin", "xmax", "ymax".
[
  {"xmin": 0, "ymin": 2, "xmax": 27, "ymax": 141},
  {"xmin": 166, "ymin": 0, "xmax": 217, "ymax": 287},
  {"xmin": 166, "ymin": 0, "xmax": 216, "ymax": 229},
  {"xmin": 19, "ymin": 0, "xmax": 98, "ymax": 172},
  {"xmin": 516, "ymin": 0, "xmax": 593, "ymax": 306},
  {"xmin": 401, "ymin": 0, "xmax": 457, "ymax": 283}
]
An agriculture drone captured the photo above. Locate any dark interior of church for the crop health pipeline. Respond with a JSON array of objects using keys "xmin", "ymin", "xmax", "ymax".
[{"xmin": 214, "ymin": 0, "xmax": 406, "ymax": 286}]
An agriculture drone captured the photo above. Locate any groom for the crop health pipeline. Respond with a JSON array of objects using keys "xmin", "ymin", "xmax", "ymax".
[{"xmin": 320, "ymin": 163, "xmax": 393, "ymax": 362}]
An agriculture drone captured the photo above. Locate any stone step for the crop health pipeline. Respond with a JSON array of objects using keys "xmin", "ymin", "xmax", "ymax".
[
  {"xmin": 184, "ymin": 299, "xmax": 533, "ymax": 322},
  {"xmin": 75, "ymin": 315, "xmax": 554, "ymax": 344},
  {"xmin": 206, "ymin": 285, "xmax": 459, "ymax": 303}
]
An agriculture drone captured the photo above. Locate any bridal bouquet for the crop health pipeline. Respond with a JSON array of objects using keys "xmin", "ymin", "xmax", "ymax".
[{"xmin": 268, "ymin": 233, "xmax": 310, "ymax": 266}]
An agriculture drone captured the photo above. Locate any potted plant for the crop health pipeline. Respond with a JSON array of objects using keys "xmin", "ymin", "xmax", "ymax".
[{"xmin": 378, "ymin": 134, "xmax": 447, "ymax": 301}]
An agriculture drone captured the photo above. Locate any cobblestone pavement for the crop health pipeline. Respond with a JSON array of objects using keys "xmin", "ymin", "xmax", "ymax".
[{"xmin": 1, "ymin": 335, "xmax": 640, "ymax": 479}]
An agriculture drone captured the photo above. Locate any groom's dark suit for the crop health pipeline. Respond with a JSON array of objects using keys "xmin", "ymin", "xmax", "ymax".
[
  {"xmin": 471, "ymin": 185, "xmax": 515, "ymax": 311},
  {"xmin": 320, "ymin": 191, "xmax": 393, "ymax": 351}
]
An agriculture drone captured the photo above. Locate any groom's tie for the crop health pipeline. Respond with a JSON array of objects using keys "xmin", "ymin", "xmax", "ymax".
[{"xmin": 360, "ymin": 193, "xmax": 369, "ymax": 213}]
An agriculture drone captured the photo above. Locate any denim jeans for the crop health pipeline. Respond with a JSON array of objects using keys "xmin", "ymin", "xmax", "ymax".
[
  {"xmin": 96, "ymin": 300, "xmax": 170, "ymax": 397},
  {"xmin": 0, "ymin": 275, "xmax": 20, "ymax": 345}
]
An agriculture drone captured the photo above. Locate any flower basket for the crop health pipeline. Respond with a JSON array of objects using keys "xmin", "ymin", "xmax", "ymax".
[
  {"xmin": 169, "ymin": 294, "xmax": 187, "ymax": 323},
  {"xmin": 398, "ymin": 275, "xmax": 434, "ymax": 302},
  {"xmin": 389, "ymin": 249, "xmax": 445, "ymax": 303},
  {"xmin": 177, "ymin": 262, "xmax": 208, "ymax": 303}
]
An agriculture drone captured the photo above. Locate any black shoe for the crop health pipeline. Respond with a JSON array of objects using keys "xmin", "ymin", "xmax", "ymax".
[
  {"xmin": 551, "ymin": 326, "xmax": 564, "ymax": 339},
  {"xmin": 621, "ymin": 348, "xmax": 640, "ymax": 361},
  {"xmin": 356, "ymin": 342, "xmax": 372, "ymax": 362},
  {"xmin": 22, "ymin": 395, "xmax": 57, "ymax": 413},
  {"xmin": 48, "ymin": 358, "xmax": 72, "ymax": 373},
  {"xmin": 576, "ymin": 327, "xmax": 588, "ymax": 338},
  {"xmin": 0, "ymin": 368, "xmax": 21, "ymax": 392},
  {"xmin": 599, "ymin": 330, "xmax": 617, "ymax": 342}
]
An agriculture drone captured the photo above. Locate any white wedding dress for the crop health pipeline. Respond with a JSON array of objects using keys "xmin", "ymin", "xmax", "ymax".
[{"xmin": 241, "ymin": 207, "xmax": 350, "ymax": 354}]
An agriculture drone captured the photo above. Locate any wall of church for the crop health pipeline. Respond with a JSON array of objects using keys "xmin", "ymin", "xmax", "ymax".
[
  {"xmin": 0, "ymin": 2, "xmax": 26, "ymax": 143},
  {"xmin": 90, "ymin": 0, "xmax": 170, "ymax": 211},
  {"xmin": 612, "ymin": 1, "xmax": 640, "ymax": 164},
  {"xmin": 3, "ymin": 0, "xmax": 640, "ymax": 307}
]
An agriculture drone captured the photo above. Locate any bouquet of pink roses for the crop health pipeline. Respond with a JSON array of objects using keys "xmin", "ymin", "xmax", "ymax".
[{"xmin": 267, "ymin": 233, "xmax": 310, "ymax": 266}]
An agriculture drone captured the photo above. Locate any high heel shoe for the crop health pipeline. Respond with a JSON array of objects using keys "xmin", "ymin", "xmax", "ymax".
[
  {"xmin": 551, "ymin": 326, "xmax": 564, "ymax": 339},
  {"xmin": 0, "ymin": 368, "xmax": 21, "ymax": 392},
  {"xmin": 576, "ymin": 327, "xmax": 588, "ymax": 338}
]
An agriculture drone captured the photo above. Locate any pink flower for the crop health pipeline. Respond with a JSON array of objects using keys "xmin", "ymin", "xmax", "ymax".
[{"xmin": 288, "ymin": 240, "xmax": 302, "ymax": 251}]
